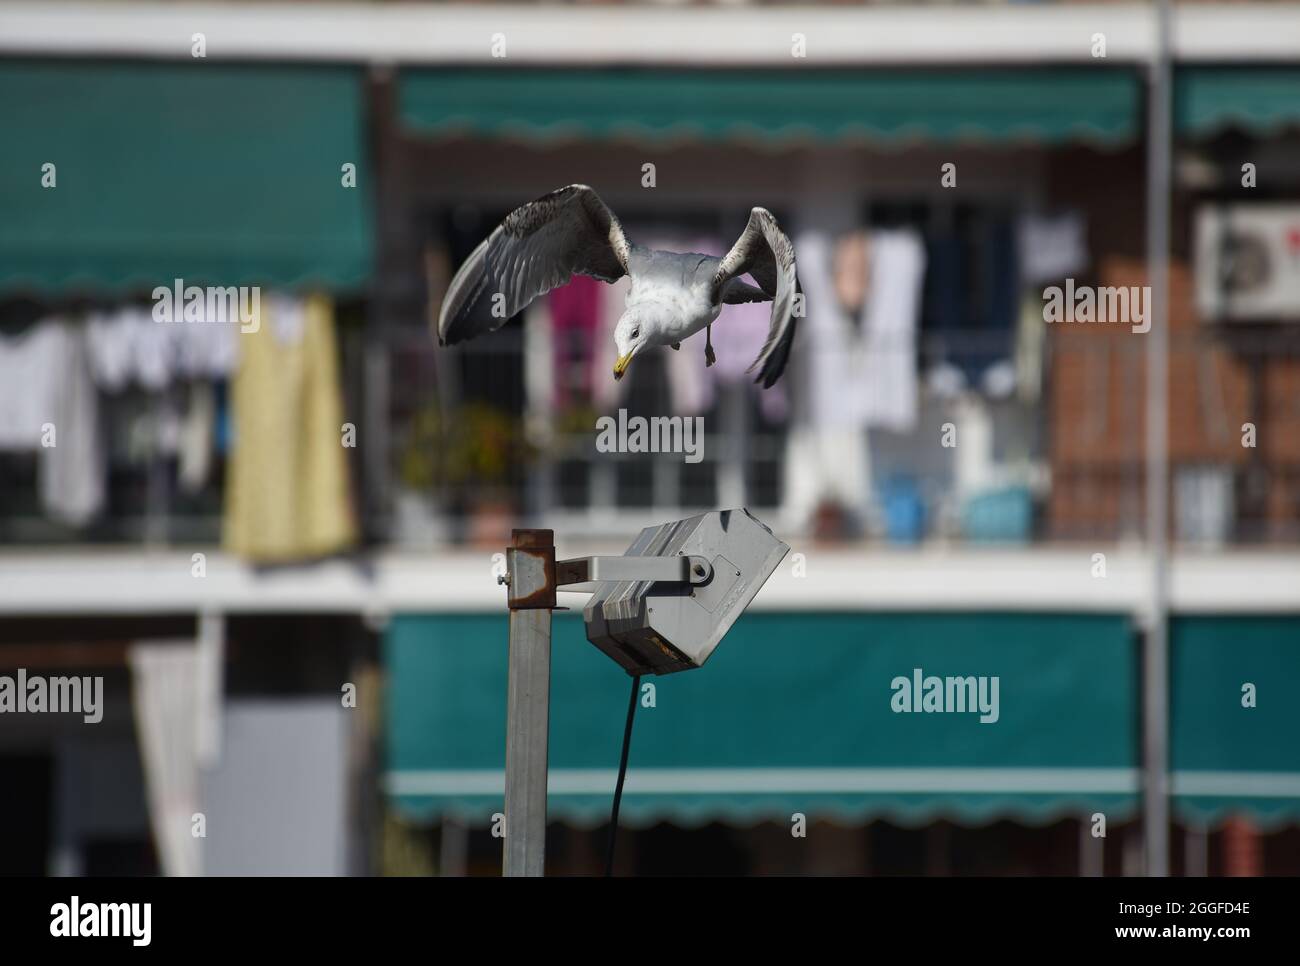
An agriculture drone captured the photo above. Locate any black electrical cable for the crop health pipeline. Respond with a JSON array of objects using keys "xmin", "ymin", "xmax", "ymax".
[{"xmin": 604, "ymin": 673, "xmax": 640, "ymax": 877}]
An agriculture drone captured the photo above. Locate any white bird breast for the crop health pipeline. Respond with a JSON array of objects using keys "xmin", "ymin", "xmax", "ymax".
[{"xmin": 624, "ymin": 277, "xmax": 719, "ymax": 345}]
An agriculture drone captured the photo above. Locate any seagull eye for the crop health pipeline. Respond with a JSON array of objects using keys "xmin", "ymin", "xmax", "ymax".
[{"xmin": 630, "ymin": 327, "xmax": 639, "ymax": 339}]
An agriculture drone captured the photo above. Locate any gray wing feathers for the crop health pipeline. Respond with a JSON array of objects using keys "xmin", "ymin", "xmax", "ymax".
[
  {"xmin": 438, "ymin": 185, "xmax": 630, "ymax": 346},
  {"xmin": 713, "ymin": 207, "xmax": 799, "ymax": 387},
  {"xmin": 721, "ymin": 278, "xmax": 770, "ymax": 304}
]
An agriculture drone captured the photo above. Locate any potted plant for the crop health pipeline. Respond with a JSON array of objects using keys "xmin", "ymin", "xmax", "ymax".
[{"xmin": 398, "ymin": 401, "xmax": 533, "ymax": 547}]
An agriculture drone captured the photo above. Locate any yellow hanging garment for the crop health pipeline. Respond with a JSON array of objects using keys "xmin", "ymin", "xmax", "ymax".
[{"xmin": 224, "ymin": 293, "xmax": 357, "ymax": 563}]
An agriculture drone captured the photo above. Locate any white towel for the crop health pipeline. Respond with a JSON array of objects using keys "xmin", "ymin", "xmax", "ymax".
[
  {"xmin": 860, "ymin": 228, "xmax": 926, "ymax": 433},
  {"xmin": 795, "ymin": 227, "xmax": 925, "ymax": 432},
  {"xmin": 0, "ymin": 319, "xmax": 105, "ymax": 525}
]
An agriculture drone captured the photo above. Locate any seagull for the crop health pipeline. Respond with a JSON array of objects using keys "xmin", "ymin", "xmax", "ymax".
[{"xmin": 437, "ymin": 184, "xmax": 799, "ymax": 387}]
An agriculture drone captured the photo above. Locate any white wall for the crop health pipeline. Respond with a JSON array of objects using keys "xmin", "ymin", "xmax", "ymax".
[{"xmin": 201, "ymin": 699, "xmax": 349, "ymax": 876}]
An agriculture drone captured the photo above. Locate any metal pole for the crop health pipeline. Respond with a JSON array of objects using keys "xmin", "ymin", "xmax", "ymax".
[
  {"xmin": 502, "ymin": 529, "xmax": 556, "ymax": 877},
  {"xmin": 505, "ymin": 609, "xmax": 550, "ymax": 876},
  {"xmin": 1143, "ymin": 0, "xmax": 1173, "ymax": 878}
]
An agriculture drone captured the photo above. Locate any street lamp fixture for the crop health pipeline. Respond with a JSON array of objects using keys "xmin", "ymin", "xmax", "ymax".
[{"xmin": 499, "ymin": 509, "xmax": 788, "ymax": 875}]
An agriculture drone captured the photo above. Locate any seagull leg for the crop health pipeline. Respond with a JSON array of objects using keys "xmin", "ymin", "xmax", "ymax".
[{"xmin": 705, "ymin": 324, "xmax": 716, "ymax": 367}]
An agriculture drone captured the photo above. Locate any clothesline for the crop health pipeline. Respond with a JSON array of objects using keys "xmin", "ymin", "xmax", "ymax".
[{"xmin": 0, "ymin": 295, "xmax": 358, "ymax": 564}]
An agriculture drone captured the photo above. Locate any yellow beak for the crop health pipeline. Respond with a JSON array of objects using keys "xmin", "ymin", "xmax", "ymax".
[{"xmin": 613, "ymin": 352, "xmax": 633, "ymax": 380}]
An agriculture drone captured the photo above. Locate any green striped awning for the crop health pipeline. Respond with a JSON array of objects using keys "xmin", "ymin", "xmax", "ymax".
[
  {"xmin": 1172, "ymin": 616, "xmax": 1300, "ymax": 828},
  {"xmin": 385, "ymin": 612, "xmax": 1139, "ymax": 827},
  {"xmin": 1176, "ymin": 67, "xmax": 1300, "ymax": 138},
  {"xmin": 0, "ymin": 60, "xmax": 373, "ymax": 294},
  {"xmin": 399, "ymin": 68, "xmax": 1140, "ymax": 147}
]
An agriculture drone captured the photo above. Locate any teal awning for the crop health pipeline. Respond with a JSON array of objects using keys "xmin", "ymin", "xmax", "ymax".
[
  {"xmin": 1176, "ymin": 67, "xmax": 1300, "ymax": 138},
  {"xmin": 386, "ymin": 612, "xmax": 1139, "ymax": 827},
  {"xmin": 0, "ymin": 60, "xmax": 372, "ymax": 294},
  {"xmin": 399, "ymin": 68, "xmax": 1140, "ymax": 147},
  {"xmin": 1172, "ymin": 616, "xmax": 1300, "ymax": 828}
]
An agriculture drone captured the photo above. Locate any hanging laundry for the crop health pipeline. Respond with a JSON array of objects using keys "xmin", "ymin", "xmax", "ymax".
[
  {"xmin": 85, "ymin": 309, "xmax": 139, "ymax": 391},
  {"xmin": 790, "ymin": 230, "xmax": 853, "ymax": 428},
  {"xmin": 0, "ymin": 321, "xmax": 60, "ymax": 449},
  {"xmin": 129, "ymin": 642, "xmax": 204, "ymax": 876},
  {"xmin": 860, "ymin": 228, "xmax": 926, "ymax": 433},
  {"xmin": 781, "ymin": 427, "xmax": 869, "ymax": 534},
  {"xmin": 548, "ymin": 274, "xmax": 604, "ymax": 407},
  {"xmin": 87, "ymin": 307, "xmax": 176, "ymax": 390},
  {"xmin": 175, "ymin": 304, "xmax": 240, "ymax": 380},
  {"xmin": 1017, "ymin": 210, "xmax": 1088, "ymax": 286},
  {"xmin": 782, "ymin": 229, "xmax": 871, "ymax": 531},
  {"xmin": 223, "ymin": 293, "xmax": 357, "ymax": 563},
  {"xmin": 42, "ymin": 321, "xmax": 106, "ymax": 526},
  {"xmin": 0, "ymin": 319, "xmax": 105, "ymax": 526},
  {"xmin": 134, "ymin": 307, "xmax": 177, "ymax": 390},
  {"xmin": 798, "ymin": 227, "xmax": 925, "ymax": 431},
  {"xmin": 86, "ymin": 304, "xmax": 239, "ymax": 391},
  {"xmin": 832, "ymin": 230, "xmax": 870, "ymax": 317},
  {"xmin": 178, "ymin": 381, "xmax": 216, "ymax": 495}
]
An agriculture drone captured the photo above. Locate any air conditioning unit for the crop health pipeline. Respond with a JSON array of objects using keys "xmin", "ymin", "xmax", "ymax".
[{"xmin": 1195, "ymin": 203, "xmax": 1300, "ymax": 321}]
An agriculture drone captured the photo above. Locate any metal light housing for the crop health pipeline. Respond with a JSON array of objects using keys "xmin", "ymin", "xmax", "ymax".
[{"xmin": 582, "ymin": 508, "xmax": 789, "ymax": 675}]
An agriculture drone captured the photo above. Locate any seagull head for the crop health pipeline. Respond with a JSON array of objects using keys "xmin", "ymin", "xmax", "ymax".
[{"xmin": 612, "ymin": 313, "xmax": 647, "ymax": 381}]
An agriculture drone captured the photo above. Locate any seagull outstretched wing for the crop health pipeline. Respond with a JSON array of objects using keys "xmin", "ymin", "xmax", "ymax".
[
  {"xmin": 712, "ymin": 207, "xmax": 799, "ymax": 388},
  {"xmin": 438, "ymin": 184, "xmax": 632, "ymax": 346}
]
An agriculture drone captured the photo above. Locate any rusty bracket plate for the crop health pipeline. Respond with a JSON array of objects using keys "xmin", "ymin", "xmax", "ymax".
[{"xmin": 505, "ymin": 529, "xmax": 556, "ymax": 610}]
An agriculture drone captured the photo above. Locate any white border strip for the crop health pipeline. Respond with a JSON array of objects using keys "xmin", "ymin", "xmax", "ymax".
[
  {"xmin": 386, "ymin": 767, "xmax": 1141, "ymax": 796},
  {"xmin": 387, "ymin": 767, "xmax": 1300, "ymax": 798},
  {"xmin": 1172, "ymin": 771, "xmax": 1300, "ymax": 798},
  {"xmin": 0, "ymin": 547, "xmax": 1298, "ymax": 615},
  {"xmin": 1, "ymin": 3, "xmax": 1296, "ymax": 66}
]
